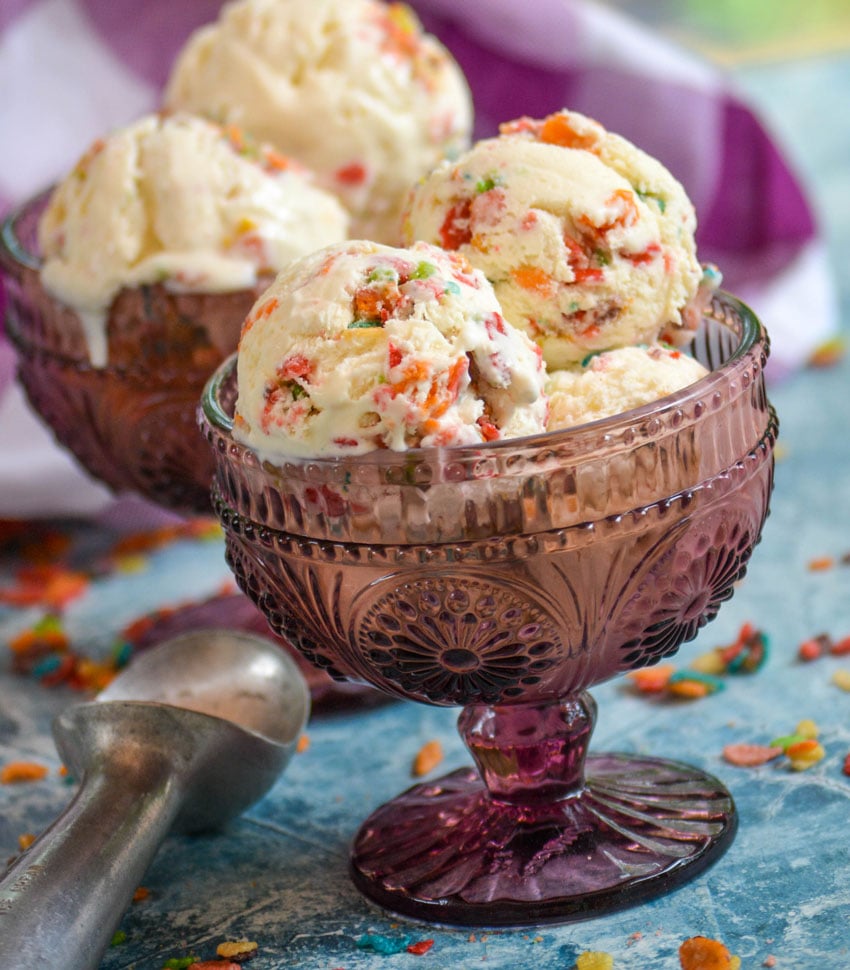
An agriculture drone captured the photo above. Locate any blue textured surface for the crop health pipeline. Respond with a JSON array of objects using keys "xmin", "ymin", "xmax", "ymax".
[{"xmin": 2, "ymin": 54, "xmax": 850, "ymax": 970}]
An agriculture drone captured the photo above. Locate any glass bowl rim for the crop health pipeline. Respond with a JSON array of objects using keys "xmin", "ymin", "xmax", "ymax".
[
  {"xmin": 200, "ymin": 290, "xmax": 766, "ymax": 468},
  {"xmin": 0, "ymin": 189, "xmax": 50, "ymax": 276}
]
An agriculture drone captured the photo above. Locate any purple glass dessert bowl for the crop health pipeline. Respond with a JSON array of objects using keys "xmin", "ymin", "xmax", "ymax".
[
  {"xmin": 0, "ymin": 192, "xmax": 377, "ymax": 711},
  {"xmin": 0, "ymin": 191, "xmax": 271, "ymax": 513},
  {"xmin": 201, "ymin": 292, "xmax": 776, "ymax": 926}
]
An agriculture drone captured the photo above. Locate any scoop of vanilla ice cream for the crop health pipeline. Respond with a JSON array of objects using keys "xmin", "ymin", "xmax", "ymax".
[
  {"xmin": 545, "ymin": 344, "xmax": 708, "ymax": 431},
  {"xmin": 403, "ymin": 109, "xmax": 703, "ymax": 368},
  {"xmin": 233, "ymin": 239, "xmax": 548, "ymax": 459},
  {"xmin": 164, "ymin": 0, "xmax": 472, "ymax": 244},
  {"xmin": 38, "ymin": 113, "xmax": 349, "ymax": 365}
]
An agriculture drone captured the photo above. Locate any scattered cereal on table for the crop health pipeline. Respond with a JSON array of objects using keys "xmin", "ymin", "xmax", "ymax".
[
  {"xmin": 762, "ymin": 956, "xmax": 777, "ymax": 968},
  {"xmin": 807, "ymin": 334, "xmax": 846, "ymax": 368},
  {"xmin": 110, "ymin": 930, "xmax": 127, "ymax": 947},
  {"xmin": 797, "ymin": 635, "xmax": 829, "ymax": 662},
  {"xmin": 1, "ymin": 761, "xmax": 50, "ymax": 784},
  {"xmin": 296, "ymin": 734, "xmax": 311, "ymax": 754},
  {"xmin": 576, "ymin": 951, "xmax": 614, "ymax": 970},
  {"xmin": 132, "ymin": 886, "xmax": 150, "ymax": 903},
  {"xmin": 162, "ymin": 956, "xmax": 199, "ymax": 970},
  {"xmin": 628, "ymin": 624, "xmax": 767, "ymax": 702},
  {"xmin": 831, "ymin": 669, "xmax": 850, "ymax": 692},
  {"xmin": 807, "ymin": 555, "xmax": 834, "ymax": 572},
  {"xmin": 794, "ymin": 719, "xmax": 819, "ymax": 739},
  {"xmin": 406, "ymin": 939, "xmax": 435, "ymax": 955},
  {"xmin": 831, "ymin": 635, "xmax": 850, "ymax": 656},
  {"xmin": 216, "ymin": 940, "xmax": 258, "ymax": 961},
  {"xmin": 187, "ymin": 962, "xmax": 240, "ymax": 970},
  {"xmin": 722, "ymin": 743, "xmax": 783, "ymax": 767},
  {"xmin": 628, "ymin": 664, "xmax": 676, "ymax": 693},
  {"xmin": 412, "ymin": 739, "xmax": 444, "ymax": 776},
  {"xmin": 842, "ymin": 753, "xmax": 850, "ymax": 777},
  {"xmin": 678, "ymin": 935, "xmax": 739, "ymax": 970},
  {"xmin": 356, "ymin": 932, "xmax": 413, "ymax": 955},
  {"xmin": 17, "ymin": 833, "xmax": 36, "ymax": 851},
  {"xmin": 785, "ymin": 739, "xmax": 825, "ymax": 771}
]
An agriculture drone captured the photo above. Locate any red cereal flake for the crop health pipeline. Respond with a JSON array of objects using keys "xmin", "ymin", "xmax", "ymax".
[
  {"xmin": 1, "ymin": 761, "xmax": 50, "ymax": 784},
  {"xmin": 830, "ymin": 635, "xmax": 850, "ymax": 656},
  {"xmin": 798, "ymin": 637, "xmax": 826, "ymax": 662},
  {"xmin": 187, "ymin": 963, "xmax": 240, "ymax": 970},
  {"xmin": 407, "ymin": 939, "xmax": 435, "ymax": 955},
  {"xmin": 679, "ymin": 936, "xmax": 737, "ymax": 970},
  {"xmin": 722, "ymin": 743, "xmax": 784, "ymax": 767},
  {"xmin": 843, "ymin": 753, "xmax": 850, "ymax": 777},
  {"xmin": 762, "ymin": 957, "xmax": 777, "ymax": 968}
]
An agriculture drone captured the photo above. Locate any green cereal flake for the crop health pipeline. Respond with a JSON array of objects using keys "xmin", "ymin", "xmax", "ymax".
[{"xmin": 410, "ymin": 261, "xmax": 437, "ymax": 280}]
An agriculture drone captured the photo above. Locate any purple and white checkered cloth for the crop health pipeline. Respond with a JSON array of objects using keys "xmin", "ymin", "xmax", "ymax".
[{"xmin": 0, "ymin": 0, "xmax": 838, "ymax": 517}]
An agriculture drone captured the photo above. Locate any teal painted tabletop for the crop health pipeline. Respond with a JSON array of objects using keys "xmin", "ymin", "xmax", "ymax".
[{"xmin": 2, "ymin": 37, "xmax": 850, "ymax": 970}]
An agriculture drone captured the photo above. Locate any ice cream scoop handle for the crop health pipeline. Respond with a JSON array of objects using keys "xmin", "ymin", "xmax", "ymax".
[{"xmin": 0, "ymin": 762, "xmax": 181, "ymax": 970}]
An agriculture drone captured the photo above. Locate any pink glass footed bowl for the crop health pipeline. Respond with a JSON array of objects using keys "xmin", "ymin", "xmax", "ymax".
[
  {"xmin": 0, "ymin": 192, "xmax": 264, "ymax": 515},
  {"xmin": 200, "ymin": 292, "xmax": 777, "ymax": 926}
]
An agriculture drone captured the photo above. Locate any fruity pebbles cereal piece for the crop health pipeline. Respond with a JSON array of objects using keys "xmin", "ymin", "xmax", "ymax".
[{"xmin": 679, "ymin": 936, "xmax": 740, "ymax": 970}]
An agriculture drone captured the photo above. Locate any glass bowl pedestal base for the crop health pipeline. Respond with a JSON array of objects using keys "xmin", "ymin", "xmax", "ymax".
[{"xmin": 351, "ymin": 693, "xmax": 736, "ymax": 925}]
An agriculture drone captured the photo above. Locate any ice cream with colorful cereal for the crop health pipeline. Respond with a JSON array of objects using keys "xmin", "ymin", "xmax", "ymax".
[
  {"xmin": 164, "ymin": 0, "xmax": 473, "ymax": 245},
  {"xmin": 38, "ymin": 112, "xmax": 349, "ymax": 366},
  {"xmin": 402, "ymin": 109, "xmax": 706, "ymax": 369},
  {"xmin": 233, "ymin": 240, "xmax": 548, "ymax": 459},
  {"xmin": 545, "ymin": 344, "xmax": 708, "ymax": 431}
]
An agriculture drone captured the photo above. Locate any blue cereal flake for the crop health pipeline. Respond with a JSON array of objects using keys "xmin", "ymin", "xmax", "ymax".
[
  {"xmin": 668, "ymin": 669, "xmax": 725, "ymax": 693},
  {"xmin": 357, "ymin": 932, "xmax": 413, "ymax": 955}
]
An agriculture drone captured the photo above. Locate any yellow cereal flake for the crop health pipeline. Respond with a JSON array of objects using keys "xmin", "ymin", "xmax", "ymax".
[
  {"xmin": 689, "ymin": 650, "xmax": 727, "ymax": 676},
  {"xmin": 831, "ymin": 669, "xmax": 850, "ymax": 692},
  {"xmin": 576, "ymin": 951, "xmax": 614, "ymax": 970},
  {"xmin": 216, "ymin": 940, "xmax": 258, "ymax": 960},
  {"xmin": 795, "ymin": 719, "xmax": 819, "ymax": 739}
]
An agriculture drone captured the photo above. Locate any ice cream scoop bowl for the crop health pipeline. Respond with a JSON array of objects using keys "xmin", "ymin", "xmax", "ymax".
[
  {"xmin": 202, "ymin": 291, "xmax": 775, "ymax": 926},
  {"xmin": 0, "ymin": 630, "xmax": 310, "ymax": 968}
]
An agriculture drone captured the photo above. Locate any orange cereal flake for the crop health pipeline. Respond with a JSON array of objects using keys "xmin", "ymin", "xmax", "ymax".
[
  {"xmin": 807, "ymin": 555, "xmax": 834, "ymax": 572},
  {"xmin": 1, "ymin": 761, "xmax": 50, "ymax": 784},
  {"xmin": 679, "ymin": 936, "xmax": 738, "ymax": 970},
  {"xmin": 538, "ymin": 112, "xmax": 600, "ymax": 151},
  {"xmin": 785, "ymin": 739, "xmax": 825, "ymax": 770},
  {"xmin": 412, "ymin": 739, "xmax": 444, "ymax": 777},
  {"xmin": 511, "ymin": 265, "xmax": 555, "ymax": 296},
  {"xmin": 18, "ymin": 833, "xmax": 36, "ymax": 851},
  {"xmin": 628, "ymin": 663, "xmax": 676, "ymax": 693},
  {"xmin": 296, "ymin": 734, "xmax": 311, "ymax": 754}
]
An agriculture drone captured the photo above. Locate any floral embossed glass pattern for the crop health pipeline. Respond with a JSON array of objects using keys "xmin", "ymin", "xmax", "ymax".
[{"xmin": 200, "ymin": 293, "xmax": 776, "ymax": 925}]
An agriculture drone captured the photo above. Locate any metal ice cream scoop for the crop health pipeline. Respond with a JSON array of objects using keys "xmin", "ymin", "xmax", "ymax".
[{"xmin": 0, "ymin": 629, "xmax": 310, "ymax": 970}]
